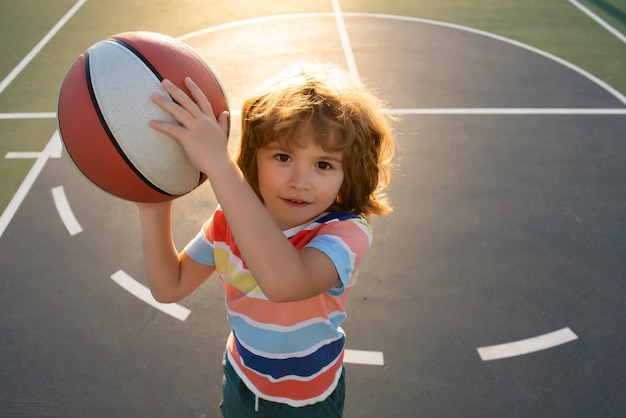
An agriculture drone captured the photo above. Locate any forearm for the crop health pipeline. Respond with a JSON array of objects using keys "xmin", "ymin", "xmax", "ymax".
[
  {"xmin": 137, "ymin": 202, "xmax": 182, "ymax": 302},
  {"xmin": 204, "ymin": 159, "xmax": 317, "ymax": 301}
]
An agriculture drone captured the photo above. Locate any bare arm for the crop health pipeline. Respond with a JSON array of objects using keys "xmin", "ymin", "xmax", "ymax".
[
  {"xmin": 203, "ymin": 156, "xmax": 339, "ymax": 302},
  {"xmin": 150, "ymin": 79, "xmax": 339, "ymax": 302},
  {"xmin": 138, "ymin": 201, "xmax": 215, "ymax": 303}
]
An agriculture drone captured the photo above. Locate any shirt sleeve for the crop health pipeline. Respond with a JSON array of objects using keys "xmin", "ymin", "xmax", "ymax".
[
  {"xmin": 183, "ymin": 230, "xmax": 215, "ymax": 266},
  {"xmin": 182, "ymin": 209, "xmax": 221, "ymax": 266},
  {"xmin": 304, "ymin": 217, "xmax": 373, "ymax": 296}
]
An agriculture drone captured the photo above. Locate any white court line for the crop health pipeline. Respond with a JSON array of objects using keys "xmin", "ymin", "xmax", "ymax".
[
  {"xmin": 0, "ymin": 112, "xmax": 57, "ymax": 119},
  {"xmin": 387, "ymin": 108, "xmax": 626, "ymax": 115},
  {"xmin": 5, "ymin": 152, "xmax": 42, "ymax": 159},
  {"xmin": 568, "ymin": 0, "xmax": 626, "ymax": 44},
  {"xmin": 0, "ymin": 0, "xmax": 88, "ymax": 96},
  {"xmin": 110, "ymin": 270, "xmax": 191, "ymax": 322},
  {"xmin": 49, "ymin": 130, "xmax": 64, "ymax": 158},
  {"xmin": 477, "ymin": 327, "xmax": 578, "ymax": 361},
  {"xmin": 180, "ymin": 13, "xmax": 626, "ymax": 106},
  {"xmin": 344, "ymin": 349, "xmax": 385, "ymax": 366},
  {"xmin": 0, "ymin": 131, "xmax": 59, "ymax": 239},
  {"xmin": 4, "ymin": 130, "xmax": 62, "ymax": 159},
  {"xmin": 331, "ymin": 0, "xmax": 359, "ymax": 79},
  {"xmin": 51, "ymin": 186, "xmax": 82, "ymax": 236},
  {"xmin": 2, "ymin": 108, "xmax": 625, "ymax": 122}
]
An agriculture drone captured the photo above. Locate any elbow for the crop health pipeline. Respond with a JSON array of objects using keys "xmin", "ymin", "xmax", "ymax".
[
  {"xmin": 266, "ymin": 293, "xmax": 293, "ymax": 303},
  {"xmin": 150, "ymin": 289, "xmax": 181, "ymax": 304},
  {"xmin": 262, "ymin": 287, "xmax": 308, "ymax": 303}
]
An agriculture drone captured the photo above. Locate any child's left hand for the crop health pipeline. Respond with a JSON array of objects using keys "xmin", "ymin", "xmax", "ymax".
[{"xmin": 149, "ymin": 77, "xmax": 230, "ymax": 175}]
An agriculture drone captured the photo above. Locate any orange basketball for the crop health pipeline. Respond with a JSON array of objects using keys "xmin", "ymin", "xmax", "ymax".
[{"xmin": 57, "ymin": 31, "xmax": 229, "ymax": 202}]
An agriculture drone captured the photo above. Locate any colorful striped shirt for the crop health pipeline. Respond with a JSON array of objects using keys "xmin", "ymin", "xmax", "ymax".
[{"xmin": 184, "ymin": 208, "xmax": 372, "ymax": 407}]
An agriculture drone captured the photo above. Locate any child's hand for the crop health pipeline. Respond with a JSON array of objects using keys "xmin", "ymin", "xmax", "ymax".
[{"xmin": 149, "ymin": 77, "xmax": 230, "ymax": 175}]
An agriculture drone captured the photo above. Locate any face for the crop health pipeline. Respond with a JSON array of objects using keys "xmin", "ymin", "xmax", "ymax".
[{"xmin": 255, "ymin": 134, "xmax": 344, "ymax": 230}]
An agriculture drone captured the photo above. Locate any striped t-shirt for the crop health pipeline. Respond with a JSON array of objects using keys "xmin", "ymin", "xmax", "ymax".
[{"xmin": 184, "ymin": 208, "xmax": 372, "ymax": 407}]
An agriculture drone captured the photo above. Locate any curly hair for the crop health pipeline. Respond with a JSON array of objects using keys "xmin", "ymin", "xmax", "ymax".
[{"xmin": 236, "ymin": 62, "xmax": 395, "ymax": 217}]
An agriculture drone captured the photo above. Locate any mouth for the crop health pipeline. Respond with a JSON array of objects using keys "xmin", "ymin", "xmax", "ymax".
[{"xmin": 282, "ymin": 197, "xmax": 310, "ymax": 206}]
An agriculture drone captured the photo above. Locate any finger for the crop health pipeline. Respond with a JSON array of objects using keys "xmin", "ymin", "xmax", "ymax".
[
  {"xmin": 184, "ymin": 77, "xmax": 215, "ymax": 117},
  {"xmin": 149, "ymin": 118, "xmax": 185, "ymax": 138},
  {"xmin": 161, "ymin": 79, "xmax": 202, "ymax": 118},
  {"xmin": 217, "ymin": 111, "xmax": 230, "ymax": 137},
  {"xmin": 151, "ymin": 91, "xmax": 192, "ymax": 126}
]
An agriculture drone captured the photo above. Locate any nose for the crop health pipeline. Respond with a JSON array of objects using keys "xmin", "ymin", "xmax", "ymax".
[{"xmin": 288, "ymin": 164, "xmax": 312, "ymax": 190}]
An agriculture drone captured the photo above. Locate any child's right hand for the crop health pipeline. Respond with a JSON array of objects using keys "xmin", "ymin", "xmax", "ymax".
[{"xmin": 149, "ymin": 78, "xmax": 230, "ymax": 177}]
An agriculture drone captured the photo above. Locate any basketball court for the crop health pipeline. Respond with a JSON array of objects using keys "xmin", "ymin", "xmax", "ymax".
[{"xmin": 1, "ymin": 1, "xmax": 625, "ymax": 417}]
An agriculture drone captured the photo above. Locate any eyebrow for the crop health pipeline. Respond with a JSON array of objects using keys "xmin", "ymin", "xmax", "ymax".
[
  {"xmin": 264, "ymin": 144, "xmax": 343, "ymax": 164},
  {"xmin": 319, "ymin": 153, "xmax": 343, "ymax": 165}
]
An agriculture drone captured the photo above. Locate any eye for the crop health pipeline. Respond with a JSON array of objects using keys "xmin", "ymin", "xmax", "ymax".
[
  {"xmin": 316, "ymin": 161, "xmax": 332, "ymax": 170},
  {"xmin": 275, "ymin": 153, "xmax": 291, "ymax": 162}
]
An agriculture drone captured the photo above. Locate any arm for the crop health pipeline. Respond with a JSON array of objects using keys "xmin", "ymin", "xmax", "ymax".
[
  {"xmin": 207, "ymin": 157, "xmax": 340, "ymax": 302},
  {"xmin": 137, "ymin": 201, "xmax": 215, "ymax": 303},
  {"xmin": 150, "ymin": 79, "xmax": 339, "ymax": 302}
]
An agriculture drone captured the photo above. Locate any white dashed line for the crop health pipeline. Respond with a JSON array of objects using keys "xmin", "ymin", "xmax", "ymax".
[
  {"xmin": 344, "ymin": 349, "xmax": 385, "ymax": 366},
  {"xmin": 477, "ymin": 327, "xmax": 578, "ymax": 361},
  {"xmin": 0, "ymin": 130, "xmax": 59, "ymax": 239},
  {"xmin": 110, "ymin": 270, "xmax": 191, "ymax": 321},
  {"xmin": 51, "ymin": 186, "xmax": 82, "ymax": 236}
]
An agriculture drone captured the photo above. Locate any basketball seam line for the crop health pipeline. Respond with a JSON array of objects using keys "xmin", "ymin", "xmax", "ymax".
[{"xmin": 84, "ymin": 48, "xmax": 173, "ymax": 197}]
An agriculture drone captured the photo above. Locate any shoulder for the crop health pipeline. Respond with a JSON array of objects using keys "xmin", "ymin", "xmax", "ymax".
[
  {"xmin": 291, "ymin": 211, "xmax": 372, "ymax": 251},
  {"xmin": 316, "ymin": 211, "xmax": 372, "ymax": 242},
  {"xmin": 201, "ymin": 206, "xmax": 229, "ymax": 241}
]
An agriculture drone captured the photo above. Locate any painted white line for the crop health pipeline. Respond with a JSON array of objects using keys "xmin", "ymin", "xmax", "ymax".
[
  {"xmin": 180, "ymin": 13, "xmax": 626, "ymax": 106},
  {"xmin": 386, "ymin": 108, "xmax": 626, "ymax": 115},
  {"xmin": 0, "ymin": 130, "xmax": 58, "ymax": 239},
  {"xmin": 344, "ymin": 349, "xmax": 385, "ymax": 366},
  {"xmin": 0, "ymin": 0, "xmax": 87, "ymax": 96},
  {"xmin": 5, "ymin": 152, "xmax": 42, "ymax": 159},
  {"xmin": 110, "ymin": 270, "xmax": 191, "ymax": 322},
  {"xmin": 568, "ymin": 0, "xmax": 626, "ymax": 44},
  {"xmin": 49, "ymin": 130, "xmax": 63, "ymax": 159},
  {"xmin": 0, "ymin": 112, "xmax": 56, "ymax": 119},
  {"xmin": 4, "ymin": 108, "xmax": 623, "ymax": 124},
  {"xmin": 353, "ymin": 13, "xmax": 626, "ymax": 106},
  {"xmin": 477, "ymin": 327, "xmax": 578, "ymax": 361},
  {"xmin": 331, "ymin": 0, "xmax": 359, "ymax": 79},
  {"xmin": 51, "ymin": 186, "xmax": 82, "ymax": 236}
]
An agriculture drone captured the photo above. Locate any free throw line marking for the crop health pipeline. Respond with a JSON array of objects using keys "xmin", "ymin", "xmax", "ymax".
[
  {"xmin": 110, "ymin": 270, "xmax": 191, "ymax": 322},
  {"xmin": 344, "ymin": 349, "xmax": 384, "ymax": 366},
  {"xmin": 477, "ymin": 327, "xmax": 578, "ymax": 361},
  {"xmin": 51, "ymin": 186, "xmax": 82, "ymax": 236}
]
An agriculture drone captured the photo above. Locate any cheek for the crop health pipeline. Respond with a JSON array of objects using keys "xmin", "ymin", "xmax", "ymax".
[
  {"xmin": 324, "ymin": 173, "xmax": 345, "ymax": 199},
  {"xmin": 256, "ymin": 162, "xmax": 277, "ymax": 197}
]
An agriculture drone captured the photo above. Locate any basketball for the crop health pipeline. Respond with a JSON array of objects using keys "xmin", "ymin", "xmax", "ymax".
[{"xmin": 57, "ymin": 31, "xmax": 229, "ymax": 203}]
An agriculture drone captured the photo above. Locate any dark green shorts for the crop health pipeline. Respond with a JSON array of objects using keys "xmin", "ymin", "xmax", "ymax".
[{"xmin": 220, "ymin": 354, "xmax": 346, "ymax": 417}]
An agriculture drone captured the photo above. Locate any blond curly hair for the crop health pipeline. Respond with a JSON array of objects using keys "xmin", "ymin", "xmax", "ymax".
[{"xmin": 236, "ymin": 62, "xmax": 395, "ymax": 216}]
